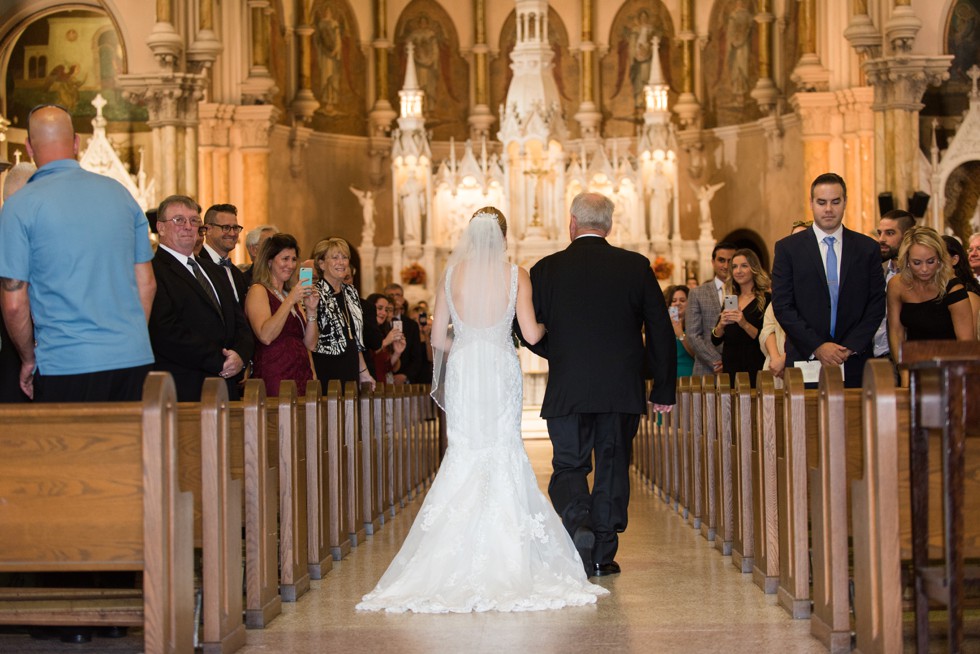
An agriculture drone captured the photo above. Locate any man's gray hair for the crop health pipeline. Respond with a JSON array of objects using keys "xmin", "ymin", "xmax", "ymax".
[
  {"xmin": 2, "ymin": 162, "xmax": 37, "ymax": 202},
  {"xmin": 570, "ymin": 192, "xmax": 614, "ymax": 232},
  {"xmin": 246, "ymin": 224, "xmax": 279, "ymax": 248}
]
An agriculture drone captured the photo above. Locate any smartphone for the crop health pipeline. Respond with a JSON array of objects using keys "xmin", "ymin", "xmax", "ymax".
[
  {"xmin": 723, "ymin": 295, "xmax": 738, "ymax": 312},
  {"xmin": 392, "ymin": 319, "xmax": 403, "ymax": 332},
  {"xmin": 298, "ymin": 267, "xmax": 313, "ymax": 287},
  {"xmin": 668, "ymin": 306, "xmax": 679, "ymax": 321},
  {"xmin": 418, "ymin": 312, "xmax": 428, "ymax": 326}
]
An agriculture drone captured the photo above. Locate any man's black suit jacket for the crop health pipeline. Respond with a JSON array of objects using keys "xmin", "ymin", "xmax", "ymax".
[
  {"xmin": 150, "ymin": 248, "xmax": 254, "ymax": 401},
  {"xmin": 523, "ymin": 236, "xmax": 676, "ymax": 418},
  {"xmin": 771, "ymin": 225, "xmax": 885, "ymax": 388},
  {"xmin": 197, "ymin": 249, "xmax": 248, "ymax": 308}
]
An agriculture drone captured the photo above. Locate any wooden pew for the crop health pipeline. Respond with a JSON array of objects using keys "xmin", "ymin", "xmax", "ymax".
[
  {"xmin": 752, "ymin": 372, "xmax": 779, "ymax": 593},
  {"xmin": 175, "ymin": 380, "xmax": 245, "ymax": 653},
  {"xmin": 344, "ymin": 381, "xmax": 366, "ymax": 548},
  {"xmin": 272, "ymin": 382, "xmax": 310, "ymax": 602},
  {"xmin": 809, "ymin": 366, "xmax": 851, "ymax": 652},
  {"xmin": 0, "ymin": 372, "xmax": 195, "ymax": 654},
  {"xmin": 731, "ymin": 372, "xmax": 754, "ymax": 574},
  {"xmin": 776, "ymin": 367, "xmax": 810, "ymax": 619},
  {"xmin": 714, "ymin": 375, "xmax": 734, "ymax": 556},
  {"xmin": 324, "ymin": 381, "xmax": 351, "ymax": 560},
  {"xmin": 360, "ymin": 385, "xmax": 382, "ymax": 535},
  {"xmin": 677, "ymin": 376, "xmax": 692, "ymax": 521},
  {"xmin": 668, "ymin": 392, "xmax": 681, "ymax": 512},
  {"xmin": 700, "ymin": 375, "xmax": 718, "ymax": 543},
  {"xmin": 690, "ymin": 375, "xmax": 705, "ymax": 530},
  {"xmin": 302, "ymin": 381, "xmax": 333, "ymax": 580},
  {"xmin": 237, "ymin": 381, "xmax": 281, "ymax": 628},
  {"xmin": 851, "ymin": 360, "xmax": 903, "ymax": 654}
]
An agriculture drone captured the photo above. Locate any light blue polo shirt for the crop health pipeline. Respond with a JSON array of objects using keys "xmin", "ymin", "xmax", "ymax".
[{"xmin": 0, "ymin": 159, "xmax": 154, "ymax": 375}]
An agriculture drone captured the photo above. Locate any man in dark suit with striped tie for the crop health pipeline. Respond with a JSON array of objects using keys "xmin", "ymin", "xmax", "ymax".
[
  {"xmin": 520, "ymin": 192, "xmax": 676, "ymax": 578},
  {"xmin": 772, "ymin": 173, "xmax": 885, "ymax": 388}
]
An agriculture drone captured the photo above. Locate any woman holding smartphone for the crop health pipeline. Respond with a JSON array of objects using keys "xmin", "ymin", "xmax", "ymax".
[
  {"xmin": 245, "ymin": 233, "xmax": 318, "ymax": 395},
  {"xmin": 711, "ymin": 248, "xmax": 771, "ymax": 386},
  {"xmin": 311, "ymin": 238, "xmax": 375, "ymax": 389},
  {"xmin": 664, "ymin": 285, "xmax": 695, "ymax": 378}
]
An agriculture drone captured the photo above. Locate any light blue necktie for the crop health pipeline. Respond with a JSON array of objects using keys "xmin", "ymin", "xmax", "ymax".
[{"xmin": 824, "ymin": 236, "xmax": 839, "ymax": 337}]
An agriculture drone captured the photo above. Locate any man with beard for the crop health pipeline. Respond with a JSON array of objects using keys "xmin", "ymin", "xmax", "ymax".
[{"xmin": 872, "ymin": 209, "xmax": 915, "ymax": 359}]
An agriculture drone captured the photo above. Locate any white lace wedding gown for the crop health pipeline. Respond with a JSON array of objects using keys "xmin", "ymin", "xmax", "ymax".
[{"xmin": 356, "ymin": 265, "xmax": 608, "ymax": 613}]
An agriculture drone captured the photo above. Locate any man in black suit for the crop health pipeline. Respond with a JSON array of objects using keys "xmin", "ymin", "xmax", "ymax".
[
  {"xmin": 522, "ymin": 192, "xmax": 676, "ymax": 577},
  {"xmin": 384, "ymin": 283, "xmax": 424, "ymax": 383},
  {"xmin": 772, "ymin": 173, "xmax": 885, "ymax": 388},
  {"xmin": 199, "ymin": 203, "xmax": 248, "ymax": 307},
  {"xmin": 149, "ymin": 195, "xmax": 254, "ymax": 401}
]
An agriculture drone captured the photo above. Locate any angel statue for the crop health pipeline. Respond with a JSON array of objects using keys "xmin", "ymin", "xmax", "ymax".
[
  {"xmin": 350, "ymin": 186, "xmax": 376, "ymax": 246},
  {"xmin": 691, "ymin": 181, "xmax": 725, "ymax": 234}
]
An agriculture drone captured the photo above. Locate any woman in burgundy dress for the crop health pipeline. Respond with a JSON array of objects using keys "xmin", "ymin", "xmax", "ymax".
[{"xmin": 244, "ymin": 233, "xmax": 319, "ymax": 396}]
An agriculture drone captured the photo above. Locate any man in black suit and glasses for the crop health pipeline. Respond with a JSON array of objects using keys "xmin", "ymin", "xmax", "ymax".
[{"xmin": 520, "ymin": 192, "xmax": 676, "ymax": 577}]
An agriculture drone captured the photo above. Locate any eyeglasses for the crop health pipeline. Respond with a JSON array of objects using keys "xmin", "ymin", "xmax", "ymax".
[
  {"xmin": 160, "ymin": 215, "xmax": 203, "ymax": 228},
  {"xmin": 207, "ymin": 223, "xmax": 244, "ymax": 235}
]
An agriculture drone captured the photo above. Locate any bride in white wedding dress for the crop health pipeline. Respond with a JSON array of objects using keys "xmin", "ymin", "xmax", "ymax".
[{"xmin": 356, "ymin": 208, "xmax": 608, "ymax": 613}]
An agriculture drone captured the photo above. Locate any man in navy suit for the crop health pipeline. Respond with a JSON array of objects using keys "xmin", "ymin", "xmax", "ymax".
[
  {"xmin": 772, "ymin": 173, "xmax": 885, "ymax": 388},
  {"xmin": 521, "ymin": 192, "xmax": 676, "ymax": 577}
]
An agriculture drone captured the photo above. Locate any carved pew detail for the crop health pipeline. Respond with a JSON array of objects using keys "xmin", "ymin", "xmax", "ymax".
[
  {"xmin": 715, "ymin": 374, "xmax": 734, "ymax": 556},
  {"xmin": 303, "ymin": 381, "xmax": 332, "ymax": 580},
  {"xmin": 777, "ymin": 367, "xmax": 810, "ymax": 618},
  {"xmin": 731, "ymin": 372, "xmax": 754, "ymax": 574}
]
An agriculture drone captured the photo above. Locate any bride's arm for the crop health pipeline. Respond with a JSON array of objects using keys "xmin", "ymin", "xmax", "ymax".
[
  {"xmin": 516, "ymin": 267, "xmax": 545, "ymax": 345},
  {"xmin": 430, "ymin": 289, "xmax": 451, "ymax": 351}
]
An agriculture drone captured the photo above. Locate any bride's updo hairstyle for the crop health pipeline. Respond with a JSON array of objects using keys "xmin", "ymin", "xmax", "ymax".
[{"xmin": 471, "ymin": 206, "xmax": 507, "ymax": 237}]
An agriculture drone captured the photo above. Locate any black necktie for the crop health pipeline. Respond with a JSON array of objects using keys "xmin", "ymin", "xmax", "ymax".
[
  {"xmin": 218, "ymin": 257, "xmax": 232, "ymax": 268},
  {"xmin": 188, "ymin": 257, "xmax": 222, "ymax": 315}
]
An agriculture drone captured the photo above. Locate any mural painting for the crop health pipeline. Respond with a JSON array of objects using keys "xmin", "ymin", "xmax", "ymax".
[
  {"xmin": 390, "ymin": 0, "xmax": 469, "ymax": 141},
  {"xmin": 310, "ymin": 0, "xmax": 367, "ymax": 135},
  {"xmin": 599, "ymin": 0, "xmax": 679, "ymax": 138},
  {"xmin": 702, "ymin": 0, "xmax": 760, "ymax": 128},
  {"xmin": 947, "ymin": 0, "xmax": 980, "ymax": 84},
  {"xmin": 490, "ymin": 7, "xmax": 581, "ymax": 139},
  {"xmin": 944, "ymin": 161, "xmax": 980, "ymax": 243},
  {"xmin": 3, "ymin": 10, "xmax": 147, "ymax": 133}
]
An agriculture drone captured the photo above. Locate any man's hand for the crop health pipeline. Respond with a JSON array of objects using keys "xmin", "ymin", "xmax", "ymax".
[
  {"xmin": 813, "ymin": 342, "xmax": 850, "ymax": 367},
  {"xmin": 712, "ymin": 360, "xmax": 724, "ymax": 373},
  {"xmin": 19, "ymin": 361, "xmax": 34, "ymax": 399},
  {"xmin": 652, "ymin": 403, "xmax": 674, "ymax": 414},
  {"xmin": 220, "ymin": 349, "xmax": 244, "ymax": 378}
]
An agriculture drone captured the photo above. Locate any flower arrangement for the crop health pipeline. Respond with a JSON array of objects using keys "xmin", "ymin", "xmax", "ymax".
[
  {"xmin": 400, "ymin": 262, "xmax": 427, "ymax": 285},
  {"xmin": 653, "ymin": 256, "xmax": 674, "ymax": 281}
]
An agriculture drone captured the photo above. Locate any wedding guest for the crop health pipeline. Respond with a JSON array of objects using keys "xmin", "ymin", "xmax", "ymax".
[
  {"xmin": 311, "ymin": 238, "xmax": 374, "ymax": 388},
  {"xmin": 663, "ymin": 285, "xmax": 695, "ymax": 378},
  {"xmin": 365, "ymin": 293, "xmax": 406, "ymax": 384},
  {"xmin": 760, "ymin": 221, "xmax": 810, "ymax": 385},
  {"xmin": 887, "ymin": 227, "xmax": 975, "ymax": 360},
  {"xmin": 712, "ymin": 249, "xmax": 771, "ymax": 387},
  {"xmin": 942, "ymin": 235, "xmax": 980, "ymax": 335},
  {"xmin": 245, "ymin": 234, "xmax": 318, "ymax": 396}
]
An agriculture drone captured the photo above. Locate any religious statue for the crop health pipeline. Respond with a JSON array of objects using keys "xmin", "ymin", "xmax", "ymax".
[
  {"xmin": 349, "ymin": 186, "xmax": 375, "ymax": 246},
  {"xmin": 692, "ymin": 181, "xmax": 725, "ymax": 236},
  {"xmin": 399, "ymin": 171, "xmax": 424, "ymax": 245},
  {"xmin": 648, "ymin": 171, "xmax": 673, "ymax": 239},
  {"xmin": 314, "ymin": 6, "xmax": 343, "ymax": 113},
  {"xmin": 725, "ymin": 1, "xmax": 754, "ymax": 101}
]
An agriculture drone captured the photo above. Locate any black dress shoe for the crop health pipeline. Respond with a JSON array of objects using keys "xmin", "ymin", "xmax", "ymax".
[
  {"xmin": 593, "ymin": 561, "xmax": 621, "ymax": 577},
  {"xmin": 572, "ymin": 526, "xmax": 594, "ymax": 575}
]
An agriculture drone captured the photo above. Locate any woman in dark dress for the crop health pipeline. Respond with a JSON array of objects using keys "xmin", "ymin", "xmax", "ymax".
[
  {"xmin": 310, "ymin": 238, "xmax": 375, "ymax": 389},
  {"xmin": 364, "ymin": 293, "xmax": 407, "ymax": 384},
  {"xmin": 711, "ymin": 248, "xmax": 771, "ymax": 387},
  {"xmin": 942, "ymin": 235, "xmax": 980, "ymax": 336},
  {"xmin": 887, "ymin": 227, "xmax": 975, "ymax": 360},
  {"xmin": 244, "ymin": 234, "xmax": 318, "ymax": 396}
]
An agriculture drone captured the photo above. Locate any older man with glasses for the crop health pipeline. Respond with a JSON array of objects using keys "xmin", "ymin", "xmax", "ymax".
[
  {"xmin": 0, "ymin": 103, "xmax": 156, "ymax": 402},
  {"xmin": 199, "ymin": 203, "xmax": 248, "ymax": 306}
]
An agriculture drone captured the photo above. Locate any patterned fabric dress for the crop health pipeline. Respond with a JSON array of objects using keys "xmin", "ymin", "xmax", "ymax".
[{"xmin": 252, "ymin": 287, "xmax": 313, "ymax": 396}]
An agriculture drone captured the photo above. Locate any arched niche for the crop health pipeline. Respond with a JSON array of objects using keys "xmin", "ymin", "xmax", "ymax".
[
  {"xmin": 721, "ymin": 227, "xmax": 769, "ymax": 271},
  {"xmin": 1, "ymin": 5, "xmax": 146, "ymax": 144},
  {"xmin": 929, "ymin": 77, "xmax": 980, "ymax": 241}
]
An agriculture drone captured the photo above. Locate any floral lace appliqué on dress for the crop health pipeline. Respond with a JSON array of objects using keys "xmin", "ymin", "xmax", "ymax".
[{"xmin": 356, "ymin": 264, "xmax": 608, "ymax": 613}]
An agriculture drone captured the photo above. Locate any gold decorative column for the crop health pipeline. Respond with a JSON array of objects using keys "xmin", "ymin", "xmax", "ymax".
[
  {"xmin": 369, "ymin": 0, "xmax": 397, "ymax": 138},
  {"xmin": 147, "ymin": 0, "xmax": 182, "ymax": 68},
  {"xmin": 750, "ymin": 0, "xmax": 777, "ymax": 115},
  {"xmin": 791, "ymin": 0, "xmax": 829, "ymax": 91},
  {"xmin": 838, "ymin": 88, "xmax": 876, "ymax": 236},
  {"xmin": 234, "ymin": 105, "xmax": 281, "ymax": 235},
  {"xmin": 573, "ymin": 0, "xmax": 601, "ymax": 140},
  {"xmin": 790, "ymin": 92, "xmax": 838, "ymax": 215},
  {"xmin": 673, "ymin": 0, "xmax": 700, "ymax": 128},
  {"xmin": 242, "ymin": 1, "xmax": 276, "ymax": 103},
  {"xmin": 468, "ymin": 0, "xmax": 494, "ymax": 138}
]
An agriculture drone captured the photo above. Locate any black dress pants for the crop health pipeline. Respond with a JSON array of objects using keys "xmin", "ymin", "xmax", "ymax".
[{"xmin": 546, "ymin": 412, "xmax": 640, "ymax": 565}]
